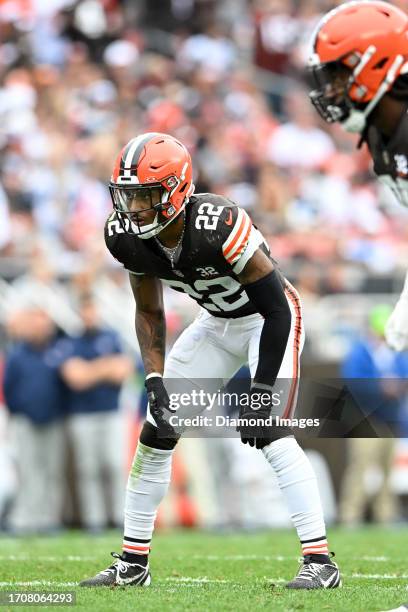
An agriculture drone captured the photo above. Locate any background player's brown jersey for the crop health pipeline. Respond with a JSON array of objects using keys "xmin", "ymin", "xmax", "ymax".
[{"xmin": 363, "ymin": 108, "xmax": 408, "ymax": 207}]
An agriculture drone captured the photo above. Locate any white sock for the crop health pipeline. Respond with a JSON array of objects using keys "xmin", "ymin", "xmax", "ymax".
[
  {"xmin": 262, "ymin": 437, "xmax": 328, "ymax": 554},
  {"xmin": 123, "ymin": 442, "xmax": 173, "ymax": 555}
]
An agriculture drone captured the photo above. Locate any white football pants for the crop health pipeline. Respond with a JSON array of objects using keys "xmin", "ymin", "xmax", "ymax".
[
  {"xmin": 126, "ymin": 285, "xmax": 328, "ymax": 550},
  {"xmin": 148, "ymin": 283, "xmax": 305, "ymax": 425}
]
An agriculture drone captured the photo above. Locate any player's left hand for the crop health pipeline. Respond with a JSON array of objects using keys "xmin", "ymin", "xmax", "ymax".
[
  {"xmin": 238, "ymin": 407, "xmax": 271, "ymax": 449},
  {"xmin": 385, "ymin": 296, "xmax": 408, "ymax": 352},
  {"xmin": 237, "ymin": 385, "xmax": 273, "ymax": 449}
]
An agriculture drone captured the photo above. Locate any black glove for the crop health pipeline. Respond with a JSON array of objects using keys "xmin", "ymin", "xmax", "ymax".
[
  {"xmin": 145, "ymin": 375, "xmax": 176, "ymax": 438},
  {"xmin": 237, "ymin": 385, "xmax": 273, "ymax": 450}
]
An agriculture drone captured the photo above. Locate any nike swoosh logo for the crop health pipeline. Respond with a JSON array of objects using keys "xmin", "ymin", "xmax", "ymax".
[
  {"xmin": 225, "ymin": 210, "xmax": 233, "ymax": 226},
  {"xmin": 118, "ymin": 570, "xmax": 148, "ymax": 585},
  {"xmin": 320, "ymin": 573, "xmax": 337, "ymax": 588}
]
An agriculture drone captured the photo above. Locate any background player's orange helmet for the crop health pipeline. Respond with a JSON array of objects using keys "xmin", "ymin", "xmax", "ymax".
[
  {"xmin": 109, "ymin": 132, "xmax": 195, "ymax": 238},
  {"xmin": 308, "ymin": 1, "xmax": 408, "ymax": 133}
]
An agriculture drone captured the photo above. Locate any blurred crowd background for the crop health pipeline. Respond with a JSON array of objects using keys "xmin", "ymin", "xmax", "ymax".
[{"xmin": 0, "ymin": 0, "xmax": 407, "ymax": 534}]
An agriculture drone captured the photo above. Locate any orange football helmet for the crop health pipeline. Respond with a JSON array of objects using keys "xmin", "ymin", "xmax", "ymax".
[
  {"xmin": 308, "ymin": 1, "xmax": 408, "ymax": 132},
  {"xmin": 109, "ymin": 132, "xmax": 194, "ymax": 238}
]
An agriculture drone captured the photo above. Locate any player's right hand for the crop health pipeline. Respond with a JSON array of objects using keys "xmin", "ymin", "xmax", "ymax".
[
  {"xmin": 385, "ymin": 296, "xmax": 408, "ymax": 352},
  {"xmin": 145, "ymin": 374, "xmax": 177, "ymax": 436}
]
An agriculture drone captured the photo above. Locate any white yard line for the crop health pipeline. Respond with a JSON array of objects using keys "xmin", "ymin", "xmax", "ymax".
[
  {"xmin": 165, "ymin": 577, "xmax": 230, "ymax": 584},
  {"xmin": 351, "ymin": 574, "xmax": 408, "ymax": 579},
  {"xmin": 191, "ymin": 555, "xmax": 288, "ymax": 561},
  {"xmin": 1, "ymin": 574, "xmax": 407, "ymax": 589},
  {"xmin": 0, "ymin": 582, "xmax": 79, "ymax": 587},
  {"xmin": 0, "ymin": 555, "xmax": 95, "ymax": 562},
  {"xmin": 0, "ymin": 554, "xmax": 393, "ymax": 563},
  {"xmin": 192, "ymin": 554, "xmax": 392, "ymax": 562}
]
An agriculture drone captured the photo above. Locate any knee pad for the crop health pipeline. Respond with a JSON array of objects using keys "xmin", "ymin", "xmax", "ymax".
[{"xmin": 140, "ymin": 421, "xmax": 180, "ymax": 451}]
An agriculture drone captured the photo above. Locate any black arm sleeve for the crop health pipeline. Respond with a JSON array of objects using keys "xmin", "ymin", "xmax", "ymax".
[{"xmin": 243, "ymin": 270, "xmax": 291, "ymax": 388}]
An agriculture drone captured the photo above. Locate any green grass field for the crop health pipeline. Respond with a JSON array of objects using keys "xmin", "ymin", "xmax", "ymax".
[{"xmin": 0, "ymin": 527, "xmax": 407, "ymax": 611}]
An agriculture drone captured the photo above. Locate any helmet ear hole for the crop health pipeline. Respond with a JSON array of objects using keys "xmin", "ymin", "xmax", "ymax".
[
  {"xmin": 374, "ymin": 58, "xmax": 388, "ymax": 70},
  {"xmin": 344, "ymin": 53, "xmax": 360, "ymax": 68}
]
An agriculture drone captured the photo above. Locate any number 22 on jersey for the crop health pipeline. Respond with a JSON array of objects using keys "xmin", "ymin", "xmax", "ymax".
[{"xmin": 195, "ymin": 203, "xmax": 223, "ymax": 230}]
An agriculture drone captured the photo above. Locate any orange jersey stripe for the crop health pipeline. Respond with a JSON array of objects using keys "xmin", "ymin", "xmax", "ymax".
[
  {"xmin": 282, "ymin": 283, "xmax": 302, "ymax": 419},
  {"xmin": 226, "ymin": 223, "xmax": 252, "ymax": 264},
  {"xmin": 223, "ymin": 213, "xmax": 247, "ymax": 258}
]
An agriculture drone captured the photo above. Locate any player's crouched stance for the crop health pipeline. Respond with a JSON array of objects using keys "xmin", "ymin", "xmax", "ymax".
[{"xmin": 79, "ymin": 132, "xmax": 341, "ymax": 590}]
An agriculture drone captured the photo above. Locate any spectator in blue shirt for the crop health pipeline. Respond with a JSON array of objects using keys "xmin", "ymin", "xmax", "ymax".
[
  {"xmin": 60, "ymin": 293, "xmax": 133, "ymax": 531},
  {"xmin": 339, "ymin": 304, "xmax": 408, "ymax": 525},
  {"xmin": 342, "ymin": 306, "xmax": 408, "ymax": 430},
  {"xmin": 3, "ymin": 306, "xmax": 67, "ymax": 533}
]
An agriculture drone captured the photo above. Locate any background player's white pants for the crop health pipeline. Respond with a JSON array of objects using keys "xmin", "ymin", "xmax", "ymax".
[
  {"xmin": 8, "ymin": 416, "xmax": 64, "ymax": 532},
  {"xmin": 67, "ymin": 411, "xmax": 125, "ymax": 528}
]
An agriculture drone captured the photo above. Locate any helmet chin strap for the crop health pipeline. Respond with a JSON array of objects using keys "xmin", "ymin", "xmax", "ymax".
[
  {"xmin": 131, "ymin": 212, "xmax": 161, "ymax": 239},
  {"xmin": 342, "ymin": 54, "xmax": 404, "ymax": 133},
  {"xmin": 134, "ymin": 204, "xmax": 187, "ymax": 240}
]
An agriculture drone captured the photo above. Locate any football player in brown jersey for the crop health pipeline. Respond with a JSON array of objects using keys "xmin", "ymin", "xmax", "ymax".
[
  {"xmin": 79, "ymin": 132, "xmax": 341, "ymax": 590},
  {"xmin": 308, "ymin": 0, "xmax": 408, "ymax": 351}
]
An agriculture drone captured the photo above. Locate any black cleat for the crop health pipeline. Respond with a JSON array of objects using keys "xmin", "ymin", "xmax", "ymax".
[
  {"xmin": 79, "ymin": 552, "xmax": 151, "ymax": 587},
  {"xmin": 286, "ymin": 554, "xmax": 341, "ymax": 589}
]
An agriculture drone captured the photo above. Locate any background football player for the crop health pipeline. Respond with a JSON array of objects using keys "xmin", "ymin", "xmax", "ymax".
[
  {"xmin": 79, "ymin": 132, "xmax": 341, "ymax": 590},
  {"xmin": 307, "ymin": 0, "xmax": 408, "ymax": 351}
]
